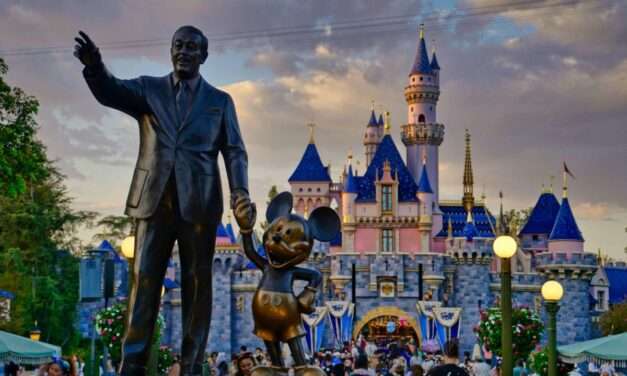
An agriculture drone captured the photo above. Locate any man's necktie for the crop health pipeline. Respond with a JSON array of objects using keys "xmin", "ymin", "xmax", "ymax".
[{"xmin": 176, "ymin": 81, "xmax": 191, "ymax": 125}]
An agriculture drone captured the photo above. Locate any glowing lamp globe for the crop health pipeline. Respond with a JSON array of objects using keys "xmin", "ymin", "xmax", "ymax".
[
  {"xmin": 541, "ymin": 280, "xmax": 564, "ymax": 302},
  {"xmin": 121, "ymin": 235, "xmax": 135, "ymax": 259},
  {"xmin": 493, "ymin": 235, "xmax": 517, "ymax": 259}
]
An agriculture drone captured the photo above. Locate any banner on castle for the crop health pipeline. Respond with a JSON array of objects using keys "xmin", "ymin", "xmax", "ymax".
[
  {"xmin": 432, "ymin": 307, "xmax": 462, "ymax": 348},
  {"xmin": 302, "ymin": 306, "xmax": 328, "ymax": 355},
  {"xmin": 326, "ymin": 301, "xmax": 355, "ymax": 345},
  {"xmin": 416, "ymin": 301, "xmax": 442, "ymax": 343}
]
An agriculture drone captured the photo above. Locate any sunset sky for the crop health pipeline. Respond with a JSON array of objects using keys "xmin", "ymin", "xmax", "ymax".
[{"xmin": 1, "ymin": 0, "xmax": 625, "ymax": 259}]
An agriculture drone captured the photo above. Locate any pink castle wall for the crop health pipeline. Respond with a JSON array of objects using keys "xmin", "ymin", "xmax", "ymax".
[
  {"xmin": 548, "ymin": 240, "xmax": 584, "ymax": 253},
  {"xmin": 355, "ymin": 228, "xmax": 378, "ymax": 254},
  {"xmin": 399, "ymin": 228, "xmax": 421, "ymax": 253}
]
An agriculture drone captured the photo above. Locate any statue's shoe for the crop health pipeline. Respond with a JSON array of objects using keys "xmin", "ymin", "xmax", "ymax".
[
  {"xmin": 293, "ymin": 365, "xmax": 326, "ymax": 376},
  {"xmin": 251, "ymin": 365, "xmax": 288, "ymax": 376}
]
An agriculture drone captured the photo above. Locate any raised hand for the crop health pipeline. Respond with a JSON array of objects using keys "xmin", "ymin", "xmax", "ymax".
[
  {"xmin": 73, "ymin": 30, "xmax": 102, "ymax": 68},
  {"xmin": 232, "ymin": 190, "xmax": 256, "ymax": 234}
]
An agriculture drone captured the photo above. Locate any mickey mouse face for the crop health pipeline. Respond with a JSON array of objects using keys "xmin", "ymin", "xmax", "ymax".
[
  {"xmin": 263, "ymin": 216, "xmax": 310, "ymax": 267},
  {"xmin": 263, "ymin": 192, "xmax": 340, "ymax": 269}
]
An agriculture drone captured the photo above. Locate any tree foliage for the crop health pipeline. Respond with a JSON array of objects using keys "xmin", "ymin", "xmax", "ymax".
[
  {"xmin": 599, "ymin": 302, "xmax": 627, "ymax": 335},
  {"xmin": 0, "ymin": 58, "xmax": 92, "ymax": 350},
  {"xmin": 92, "ymin": 215, "xmax": 134, "ymax": 249}
]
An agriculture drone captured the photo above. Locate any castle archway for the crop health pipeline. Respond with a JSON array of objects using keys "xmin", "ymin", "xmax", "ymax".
[{"xmin": 353, "ymin": 307, "xmax": 421, "ymax": 345}]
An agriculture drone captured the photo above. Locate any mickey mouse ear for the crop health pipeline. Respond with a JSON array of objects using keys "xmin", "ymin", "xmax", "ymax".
[
  {"xmin": 308, "ymin": 207, "xmax": 341, "ymax": 242},
  {"xmin": 266, "ymin": 191, "xmax": 293, "ymax": 223}
]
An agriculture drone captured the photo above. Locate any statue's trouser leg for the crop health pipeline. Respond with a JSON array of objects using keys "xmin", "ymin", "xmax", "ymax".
[
  {"xmin": 178, "ymin": 215, "xmax": 219, "ymax": 375},
  {"xmin": 287, "ymin": 338, "xmax": 308, "ymax": 367},
  {"xmin": 120, "ymin": 180, "xmax": 178, "ymax": 375},
  {"xmin": 265, "ymin": 340, "xmax": 284, "ymax": 368}
]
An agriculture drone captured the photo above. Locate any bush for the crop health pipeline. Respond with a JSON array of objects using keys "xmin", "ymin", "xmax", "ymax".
[{"xmin": 528, "ymin": 348, "xmax": 573, "ymax": 376}]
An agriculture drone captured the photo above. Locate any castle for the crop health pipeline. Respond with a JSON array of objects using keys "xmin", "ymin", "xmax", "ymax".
[{"xmin": 78, "ymin": 27, "xmax": 627, "ymax": 355}]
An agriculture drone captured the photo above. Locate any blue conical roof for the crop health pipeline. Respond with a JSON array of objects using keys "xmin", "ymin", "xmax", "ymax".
[
  {"xmin": 378, "ymin": 114, "xmax": 384, "ymax": 127},
  {"xmin": 288, "ymin": 143, "xmax": 332, "ymax": 182},
  {"xmin": 549, "ymin": 198, "xmax": 584, "ymax": 241},
  {"xmin": 417, "ymin": 164, "xmax": 433, "ymax": 193},
  {"xmin": 345, "ymin": 165, "xmax": 358, "ymax": 193},
  {"xmin": 356, "ymin": 135, "xmax": 418, "ymax": 202},
  {"xmin": 216, "ymin": 223, "xmax": 229, "ymax": 238},
  {"xmin": 430, "ymin": 51, "xmax": 440, "ymax": 70},
  {"xmin": 410, "ymin": 36, "xmax": 432, "ymax": 75},
  {"xmin": 367, "ymin": 110, "xmax": 378, "ymax": 127},
  {"xmin": 519, "ymin": 192, "xmax": 560, "ymax": 235}
]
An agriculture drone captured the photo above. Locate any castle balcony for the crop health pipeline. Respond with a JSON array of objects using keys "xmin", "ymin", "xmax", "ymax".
[
  {"xmin": 401, "ymin": 122, "xmax": 445, "ymax": 146},
  {"xmin": 404, "ymin": 84, "xmax": 440, "ymax": 104}
]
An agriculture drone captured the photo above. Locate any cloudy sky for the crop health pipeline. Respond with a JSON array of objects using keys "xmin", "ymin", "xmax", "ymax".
[{"xmin": 1, "ymin": 0, "xmax": 626, "ymax": 259}]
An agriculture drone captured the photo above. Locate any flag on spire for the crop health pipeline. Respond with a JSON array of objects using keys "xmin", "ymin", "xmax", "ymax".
[{"xmin": 563, "ymin": 162, "xmax": 575, "ymax": 179}]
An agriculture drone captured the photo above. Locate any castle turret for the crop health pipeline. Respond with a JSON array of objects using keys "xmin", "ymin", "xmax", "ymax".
[
  {"xmin": 417, "ymin": 158, "xmax": 434, "ymax": 252},
  {"xmin": 547, "ymin": 174, "xmax": 584, "ymax": 252},
  {"xmin": 401, "ymin": 25, "xmax": 444, "ymax": 203},
  {"xmin": 341, "ymin": 164, "xmax": 358, "ymax": 252},
  {"xmin": 363, "ymin": 108, "xmax": 380, "ymax": 167},
  {"xmin": 289, "ymin": 124, "xmax": 332, "ymax": 215},
  {"xmin": 519, "ymin": 188, "xmax": 560, "ymax": 252}
]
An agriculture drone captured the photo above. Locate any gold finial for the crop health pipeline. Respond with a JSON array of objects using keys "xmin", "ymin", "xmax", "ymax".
[
  {"xmin": 422, "ymin": 148, "xmax": 427, "ymax": 165},
  {"xmin": 549, "ymin": 175, "xmax": 555, "ymax": 193},
  {"xmin": 384, "ymin": 111, "xmax": 391, "ymax": 134},
  {"xmin": 431, "ymin": 39, "xmax": 436, "ymax": 54},
  {"xmin": 447, "ymin": 217, "xmax": 453, "ymax": 238},
  {"xmin": 462, "ymin": 129, "xmax": 475, "ymax": 213},
  {"xmin": 227, "ymin": 214, "xmax": 232, "ymax": 223},
  {"xmin": 371, "ymin": 99, "xmax": 375, "ymax": 112},
  {"xmin": 419, "ymin": 23, "xmax": 425, "ymax": 39},
  {"xmin": 347, "ymin": 148, "xmax": 353, "ymax": 161},
  {"xmin": 562, "ymin": 170, "xmax": 568, "ymax": 198},
  {"xmin": 307, "ymin": 123, "xmax": 315, "ymax": 144}
]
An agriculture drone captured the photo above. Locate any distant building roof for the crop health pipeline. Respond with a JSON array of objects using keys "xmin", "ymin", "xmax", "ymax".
[
  {"xmin": 410, "ymin": 35, "xmax": 432, "ymax": 75},
  {"xmin": 548, "ymin": 198, "xmax": 584, "ymax": 241},
  {"xmin": 356, "ymin": 135, "xmax": 418, "ymax": 202},
  {"xmin": 378, "ymin": 114, "xmax": 384, "ymax": 127},
  {"xmin": 288, "ymin": 143, "xmax": 332, "ymax": 183},
  {"xmin": 605, "ymin": 267, "xmax": 627, "ymax": 305},
  {"xmin": 0, "ymin": 289, "xmax": 15, "ymax": 300},
  {"xmin": 463, "ymin": 220, "xmax": 479, "ymax": 241},
  {"xmin": 519, "ymin": 192, "xmax": 560, "ymax": 235},
  {"xmin": 436, "ymin": 204, "xmax": 496, "ymax": 238}
]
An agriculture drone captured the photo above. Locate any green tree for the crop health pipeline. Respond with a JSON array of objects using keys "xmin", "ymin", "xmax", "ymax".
[
  {"xmin": 502, "ymin": 207, "xmax": 532, "ymax": 235},
  {"xmin": 0, "ymin": 58, "xmax": 92, "ymax": 350},
  {"xmin": 260, "ymin": 185, "xmax": 279, "ymax": 230},
  {"xmin": 599, "ymin": 302, "xmax": 627, "ymax": 335},
  {"xmin": 92, "ymin": 214, "xmax": 134, "ymax": 249}
]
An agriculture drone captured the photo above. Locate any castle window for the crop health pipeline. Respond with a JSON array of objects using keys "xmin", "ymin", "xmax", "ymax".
[
  {"xmin": 381, "ymin": 185, "xmax": 393, "ymax": 213},
  {"xmin": 596, "ymin": 290, "xmax": 605, "ymax": 311},
  {"xmin": 308, "ymin": 188, "xmax": 312, "ymax": 192},
  {"xmin": 532, "ymin": 235, "xmax": 539, "ymax": 241},
  {"xmin": 419, "ymin": 76, "xmax": 423, "ymax": 81},
  {"xmin": 317, "ymin": 188, "xmax": 321, "ymax": 192},
  {"xmin": 418, "ymin": 114, "xmax": 426, "ymax": 123},
  {"xmin": 412, "ymin": 77, "xmax": 415, "ymax": 83},
  {"xmin": 299, "ymin": 188, "xmax": 303, "ymax": 192},
  {"xmin": 381, "ymin": 229, "xmax": 393, "ymax": 253},
  {"xmin": 428, "ymin": 77, "xmax": 431, "ymax": 81},
  {"xmin": 411, "ymin": 106, "xmax": 414, "ymax": 112}
]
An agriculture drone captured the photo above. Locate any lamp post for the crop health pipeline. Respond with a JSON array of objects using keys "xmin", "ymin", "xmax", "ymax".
[
  {"xmin": 541, "ymin": 280, "xmax": 563, "ymax": 376},
  {"xmin": 493, "ymin": 235, "xmax": 517, "ymax": 376}
]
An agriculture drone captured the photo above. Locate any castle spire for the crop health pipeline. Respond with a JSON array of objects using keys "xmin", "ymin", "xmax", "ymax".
[
  {"xmin": 462, "ymin": 129, "xmax": 475, "ymax": 213},
  {"xmin": 419, "ymin": 23, "xmax": 425, "ymax": 39},
  {"xmin": 308, "ymin": 123, "xmax": 316, "ymax": 144}
]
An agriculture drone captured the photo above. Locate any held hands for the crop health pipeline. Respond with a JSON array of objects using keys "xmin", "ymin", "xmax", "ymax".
[
  {"xmin": 73, "ymin": 30, "xmax": 102, "ymax": 68},
  {"xmin": 232, "ymin": 190, "xmax": 256, "ymax": 234},
  {"xmin": 297, "ymin": 287, "xmax": 317, "ymax": 314}
]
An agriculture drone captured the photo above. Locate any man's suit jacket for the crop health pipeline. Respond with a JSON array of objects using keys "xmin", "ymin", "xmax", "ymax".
[{"xmin": 84, "ymin": 66, "xmax": 248, "ymax": 224}]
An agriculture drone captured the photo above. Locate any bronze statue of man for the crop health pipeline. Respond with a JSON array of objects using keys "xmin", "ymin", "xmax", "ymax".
[{"xmin": 74, "ymin": 26, "xmax": 254, "ymax": 376}]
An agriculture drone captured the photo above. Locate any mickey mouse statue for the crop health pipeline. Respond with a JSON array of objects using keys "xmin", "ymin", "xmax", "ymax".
[{"xmin": 233, "ymin": 191, "xmax": 340, "ymax": 376}]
